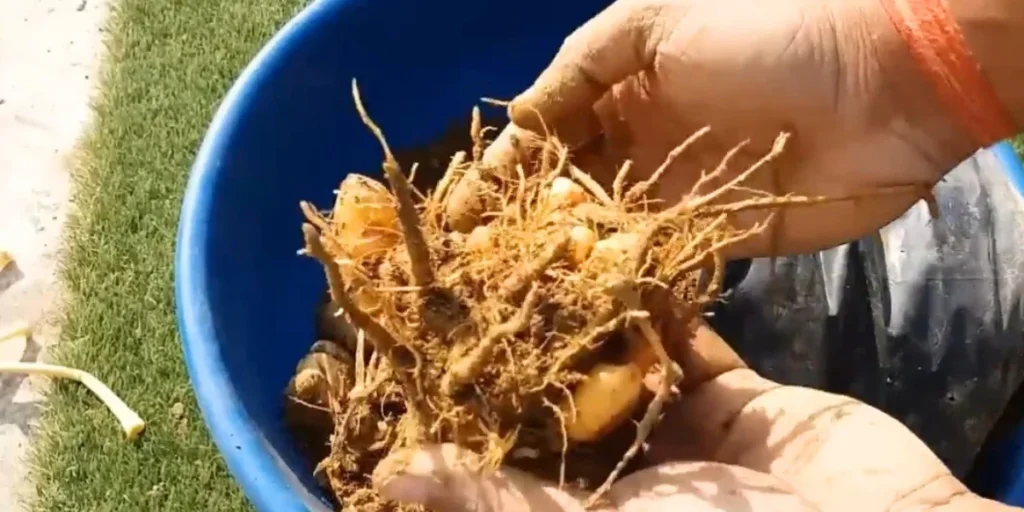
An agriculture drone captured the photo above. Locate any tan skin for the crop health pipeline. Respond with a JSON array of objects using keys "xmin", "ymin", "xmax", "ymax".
[
  {"xmin": 373, "ymin": 0, "xmax": 1024, "ymax": 510},
  {"xmin": 466, "ymin": 0, "xmax": 1024, "ymax": 259},
  {"xmin": 370, "ymin": 322, "xmax": 1020, "ymax": 511}
]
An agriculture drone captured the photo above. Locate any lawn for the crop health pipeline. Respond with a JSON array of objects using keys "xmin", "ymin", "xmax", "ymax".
[
  {"xmin": 23, "ymin": 0, "xmax": 1024, "ymax": 509},
  {"xmin": 28, "ymin": 0, "xmax": 307, "ymax": 510}
]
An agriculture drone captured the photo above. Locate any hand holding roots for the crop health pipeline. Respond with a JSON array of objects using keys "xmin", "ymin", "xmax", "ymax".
[{"xmin": 285, "ymin": 80, "xmax": 932, "ymax": 511}]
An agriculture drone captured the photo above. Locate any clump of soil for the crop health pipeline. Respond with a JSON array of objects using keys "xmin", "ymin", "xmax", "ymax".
[{"xmin": 285, "ymin": 81, "xmax": 832, "ymax": 511}]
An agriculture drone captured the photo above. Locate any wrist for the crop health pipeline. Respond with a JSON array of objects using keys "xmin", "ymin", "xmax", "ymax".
[
  {"xmin": 845, "ymin": 0, "xmax": 1022, "ymax": 175},
  {"xmin": 872, "ymin": 0, "xmax": 1022, "ymax": 153},
  {"xmin": 946, "ymin": 0, "xmax": 1024, "ymax": 132},
  {"xmin": 844, "ymin": 0, "xmax": 980, "ymax": 174}
]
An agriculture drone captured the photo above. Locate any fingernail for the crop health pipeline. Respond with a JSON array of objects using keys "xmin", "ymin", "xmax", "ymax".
[
  {"xmin": 508, "ymin": 96, "xmax": 542, "ymax": 130},
  {"xmin": 505, "ymin": 98, "xmax": 518, "ymax": 121}
]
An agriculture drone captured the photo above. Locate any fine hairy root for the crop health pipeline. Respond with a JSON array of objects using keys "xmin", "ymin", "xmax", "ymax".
[{"xmin": 284, "ymin": 80, "xmax": 935, "ymax": 511}]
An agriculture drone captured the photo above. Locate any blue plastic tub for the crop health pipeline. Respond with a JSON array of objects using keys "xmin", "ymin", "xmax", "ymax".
[{"xmin": 174, "ymin": 0, "xmax": 1024, "ymax": 509}]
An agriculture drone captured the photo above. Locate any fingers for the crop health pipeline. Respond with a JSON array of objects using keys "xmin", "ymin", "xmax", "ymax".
[
  {"xmin": 607, "ymin": 461, "xmax": 820, "ymax": 512},
  {"xmin": 638, "ymin": 307, "xmax": 778, "ymax": 464},
  {"xmin": 446, "ymin": 123, "xmax": 539, "ymax": 233},
  {"xmin": 675, "ymin": 317, "xmax": 748, "ymax": 390},
  {"xmin": 648, "ymin": 363, "xmax": 966, "ymax": 510},
  {"xmin": 644, "ymin": 291, "xmax": 748, "ymax": 391},
  {"xmin": 373, "ymin": 443, "xmax": 585, "ymax": 512},
  {"xmin": 710, "ymin": 384, "xmax": 961, "ymax": 510},
  {"xmin": 638, "ymin": 314, "xmax": 975, "ymax": 510},
  {"xmin": 508, "ymin": 0, "xmax": 676, "ymax": 144},
  {"xmin": 480, "ymin": 122, "xmax": 537, "ymax": 170},
  {"xmin": 645, "ymin": 368, "xmax": 780, "ymax": 464}
]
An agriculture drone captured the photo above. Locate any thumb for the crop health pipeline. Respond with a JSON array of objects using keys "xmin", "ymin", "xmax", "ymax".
[
  {"xmin": 509, "ymin": 0, "xmax": 679, "ymax": 142},
  {"xmin": 373, "ymin": 443, "xmax": 585, "ymax": 512}
]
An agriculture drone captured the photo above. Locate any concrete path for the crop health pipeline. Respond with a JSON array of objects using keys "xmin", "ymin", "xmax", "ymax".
[{"xmin": 0, "ymin": 0, "xmax": 109, "ymax": 508}]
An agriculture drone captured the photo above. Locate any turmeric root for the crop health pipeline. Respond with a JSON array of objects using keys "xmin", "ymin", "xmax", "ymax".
[{"xmin": 284, "ymin": 81, "xmax": 933, "ymax": 511}]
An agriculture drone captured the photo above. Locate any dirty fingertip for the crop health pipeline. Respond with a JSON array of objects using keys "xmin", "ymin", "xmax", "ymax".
[
  {"xmin": 373, "ymin": 444, "xmax": 467, "ymax": 482},
  {"xmin": 509, "ymin": 72, "xmax": 604, "ymax": 133},
  {"xmin": 375, "ymin": 472, "xmax": 445, "ymax": 507},
  {"xmin": 372, "ymin": 444, "xmax": 466, "ymax": 506},
  {"xmin": 509, "ymin": 87, "xmax": 605, "ymax": 150},
  {"xmin": 509, "ymin": 86, "xmax": 567, "ymax": 133},
  {"xmin": 480, "ymin": 124, "xmax": 524, "ymax": 167}
]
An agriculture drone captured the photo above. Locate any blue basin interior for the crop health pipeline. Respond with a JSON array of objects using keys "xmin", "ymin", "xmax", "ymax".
[
  {"xmin": 174, "ymin": 0, "xmax": 1024, "ymax": 509},
  {"xmin": 175, "ymin": 0, "xmax": 607, "ymax": 509}
]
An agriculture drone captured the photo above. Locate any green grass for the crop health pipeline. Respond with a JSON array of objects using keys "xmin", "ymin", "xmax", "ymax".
[
  {"xmin": 1014, "ymin": 134, "xmax": 1024, "ymax": 155},
  {"xmin": 28, "ymin": 1, "xmax": 307, "ymax": 510}
]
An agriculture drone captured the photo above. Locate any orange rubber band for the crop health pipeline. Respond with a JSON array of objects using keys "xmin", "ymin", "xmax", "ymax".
[{"xmin": 879, "ymin": 0, "xmax": 1016, "ymax": 147}]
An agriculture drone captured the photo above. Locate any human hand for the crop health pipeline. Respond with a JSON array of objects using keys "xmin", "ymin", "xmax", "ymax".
[
  {"xmin": 370, "ymin": 321, "xmax": 1016, "ymax": 512},
  {"xmin": 449, "ymin": 0, "xmax": 983, "ymax": 258}
]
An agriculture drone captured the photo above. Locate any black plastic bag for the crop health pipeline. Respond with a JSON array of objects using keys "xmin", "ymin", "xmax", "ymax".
[{"xmin": 712, "ymin": 148, "xmax": 1024, "ymax": 477}]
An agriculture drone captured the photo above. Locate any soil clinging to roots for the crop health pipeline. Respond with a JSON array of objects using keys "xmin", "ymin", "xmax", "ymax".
[{"xmin": 283, "ymin": 80, "xmax": 901, "ymax": 511}]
